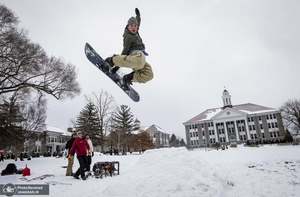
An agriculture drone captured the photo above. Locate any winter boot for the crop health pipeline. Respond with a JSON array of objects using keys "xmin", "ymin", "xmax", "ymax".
[
  {"xmin": 122, "ymin": 71, "xmax": 135, "ymax": 90},
  {"xmin": 104, "ymin": 55, "xmax": 119, "ymax": 74},
  {"xmin": 124, "ymin": 72, "xmax": 134, "ymax": 85},
  {"xmin": 104, "ymin": 56, "xmax": 114, "ymax": 67}
]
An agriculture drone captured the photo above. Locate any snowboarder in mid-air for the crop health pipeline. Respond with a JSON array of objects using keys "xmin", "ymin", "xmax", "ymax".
[{"xmin": 105, "ymin": 8, "xmax": 154, "ymax": 86}]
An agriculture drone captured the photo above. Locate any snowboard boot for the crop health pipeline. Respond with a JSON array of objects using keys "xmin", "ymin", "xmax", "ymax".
[
  {"xmin": 104, "ymin": 56, "xmax": 114, "ymax": 66},
  {"xmin": 122, "ymin": 71, "xmax": 135, "ymax": 90},
  {"xmin": 105, "ymin": 55, "xmax": 119, "ymax": 74},
  {"xmin": 110, "ymin": 66, "xmax": 120, "ymax": 74}
]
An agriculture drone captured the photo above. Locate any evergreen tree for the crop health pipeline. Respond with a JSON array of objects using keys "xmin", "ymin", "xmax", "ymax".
[
  {"xmin": 0, "ymin": 96, "xmax": 25, "ymax": 151},
  {"xmin": 284, "ymin": 129, "xmax": 294, "ymax": 143},
  {"xmin": 76, "ymin": 102, "xmax": 101, "ymax": 145},
  {"xmin": 179, "ymin": 139, "xmax": 186, "ymax": 147},
  {"xmin": 111, "ymin": 105, "xmax": 136, "ymax": 133},
  {"xmin": 133, "ymin": 118, "xmax": 141, "ymax": 131},
  {"xmin": 169, "ymin": 134, "xmax": 177, "ymax": 147},
  {"xmin": 111, "ymin": 105, "xmax": 136, "ymax": 152}
]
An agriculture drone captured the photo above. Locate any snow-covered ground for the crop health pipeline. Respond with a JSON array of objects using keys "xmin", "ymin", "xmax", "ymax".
[{"xmin": 1, "ymin": 145, "xmax": 300, "ymax": 197}]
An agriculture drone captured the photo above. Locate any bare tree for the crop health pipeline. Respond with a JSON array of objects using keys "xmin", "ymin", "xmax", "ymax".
[
  {"xmin": 87, "ymin": 91, "xmax": 116, "ymax": 152},
  {"xmin": 19, "ymin": 92, "xmax": 47, "ymax": 136},
  {"xmin": 0, "ymin": 90, "xmax": 46, "ymax": 151},
  {"xmin": 0, "ymin": 4, "xmax": 80, "ymax": 99},
  {"xmin": 280, "ymin": 99, "xmax": 300, "ymax": 134}
]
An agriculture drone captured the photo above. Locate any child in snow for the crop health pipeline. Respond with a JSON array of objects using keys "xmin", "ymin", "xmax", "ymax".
[
  {"xmin": 85, "ymin": 134, "xmax": 94, "ymax": 172},
  {"xmin": 105, "ymin": 8, "xmax": 153, "ymax": 87}
]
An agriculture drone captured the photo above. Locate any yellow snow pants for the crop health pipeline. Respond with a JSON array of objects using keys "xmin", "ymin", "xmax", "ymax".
[
  {"xmin": 112, "ymin": 51, "xmax": 153, "ymax": 83},
  {"xmin": 66, "ymin": 155, "xmax": 74, "ymax": 176}
]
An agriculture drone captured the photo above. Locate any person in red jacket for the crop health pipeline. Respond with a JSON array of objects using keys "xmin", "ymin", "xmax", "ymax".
[{"xmin": 69, "ymin": 131, "xmax": 90, "ymax": 180}]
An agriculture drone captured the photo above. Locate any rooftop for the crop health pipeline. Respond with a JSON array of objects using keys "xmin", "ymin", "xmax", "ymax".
[
  {"xmin": 184, "ymin": 103, "xmax": 277, "ymax": 124},
  {"xmin": 46, "ymin": 125, "xmax": 71, "ymax": 136}
]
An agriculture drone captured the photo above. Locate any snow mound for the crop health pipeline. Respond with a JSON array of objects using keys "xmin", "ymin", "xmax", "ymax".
[{"xmin": 102, "ymin": 148, "xmax": 226, "ymax": 197}]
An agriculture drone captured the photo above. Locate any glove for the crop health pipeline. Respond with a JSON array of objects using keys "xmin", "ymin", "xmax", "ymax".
[
  {"xmin": 135, "ymin": 8, "xmax": 140, "ymax": 16},
  {"xmin": 92, "ymin": 152, "xmax": 94, "ymax": 157}
]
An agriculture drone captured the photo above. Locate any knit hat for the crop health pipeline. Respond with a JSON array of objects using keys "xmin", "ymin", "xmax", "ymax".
[{"xmin": 128, "ymin": 17, "xmax": 138, "ymax": 25}]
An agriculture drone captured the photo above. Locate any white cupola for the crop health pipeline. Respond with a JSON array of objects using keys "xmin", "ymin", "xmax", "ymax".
[{"xmin": 222, "ymin": 89, "xmax": 232, "ymax": 108}]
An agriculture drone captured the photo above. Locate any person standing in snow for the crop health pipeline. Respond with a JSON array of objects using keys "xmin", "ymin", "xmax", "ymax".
[
  {"xmin": 105, "ymin": 8, "xmax": 153, "ymax": 88},
  {"xmin": 65, "ymin": 133, "xmax": 77, "ymax": 176},
  {"xmin": 69, "ymin": 131, "xmax": 90, "ymax": 180},
  {"xmin": 0, "ymin": 153, "xmax": 4, "ymax": 162},
  {"xmin": 85, "ymin": 134, "xmax": 94, "ymax": 172}
]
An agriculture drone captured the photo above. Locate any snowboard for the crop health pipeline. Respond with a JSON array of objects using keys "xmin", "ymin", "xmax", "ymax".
[{"xmin": 84, "ymin": 43, "xmax": 140, "ymax": 102}]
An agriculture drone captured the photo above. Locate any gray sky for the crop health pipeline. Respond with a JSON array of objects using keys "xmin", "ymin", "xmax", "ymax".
[{"xmin": 2, "ymin": 0, "xmax": 300, "ymax": 138}]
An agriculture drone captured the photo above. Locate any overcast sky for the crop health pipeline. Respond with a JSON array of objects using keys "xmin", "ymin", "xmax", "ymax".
[{"xmin": 1, "ymin": 0, "xmax": 300, "ymax": 138}]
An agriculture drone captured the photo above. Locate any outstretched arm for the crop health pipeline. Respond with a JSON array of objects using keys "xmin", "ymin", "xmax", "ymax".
[{"xmin": 135, "ymin": 8, "xmax": 141, "ymax": 27}]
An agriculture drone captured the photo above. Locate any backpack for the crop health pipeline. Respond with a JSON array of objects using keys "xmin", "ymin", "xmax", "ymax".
[{"xmin": 1, "ymin": 163, "xmax": 17, "ymax": 176}]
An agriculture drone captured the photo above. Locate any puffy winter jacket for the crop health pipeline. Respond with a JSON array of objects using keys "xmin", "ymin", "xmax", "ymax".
[
  {"xmin": 122, "ymin": 14, "xmax": 145, "ymax": 55},
  {"xmin": 69, "ymin": 137, "xmax": 90, "ymax": 157}
]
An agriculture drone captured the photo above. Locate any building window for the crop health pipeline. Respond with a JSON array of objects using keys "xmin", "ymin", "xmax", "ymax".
[
  {"xmin": 268, "ymin": 123, "xmax": 271, "ymax": 128},
  {"xmin": 262, "ymin": 133, "xmax": 265, "ymax": 138},
  {"xmin": 266, "ymin": 115, "xmax": 269, "ymax": 120},
  {"xmin": 270, "ymin": 132, "xmax": 273, "ymax": 137},
  {"xmin": 249, "ymin": 126, "xmax": 252, "ymax": 131},
  {"xmin": 258, "ymin": 116, "xmax": 261, "ymax": 121},
  {"xmin": 260, "ymin": 124, "xmax": 263, "ymax": 130},
  {"xmin": 248, "ymin": 118, "xmax": 250, "ymax": 122},
  {"xmin": 273, "ymin": 114, "xmax": 276, "ymax": 119},
  {"xmin": 271, "ymin": 122, "xmax": 275, "ymax": 128},
  {"xmin": 275, "ymin": 122, "xmax": 278, "ymax": 128},
  {"xmin": 251, "ymin": 117, "xmax": 254, "ymax": 122}
]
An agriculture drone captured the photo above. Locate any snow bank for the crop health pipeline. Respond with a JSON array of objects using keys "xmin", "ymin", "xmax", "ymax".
[
  {"xmin": 102, "ymin": 148, "xmax": 224, "ymax": 197},
  {"xmin": 0, "ymin": 145, "xmax": 300, "ymax": 197}
]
